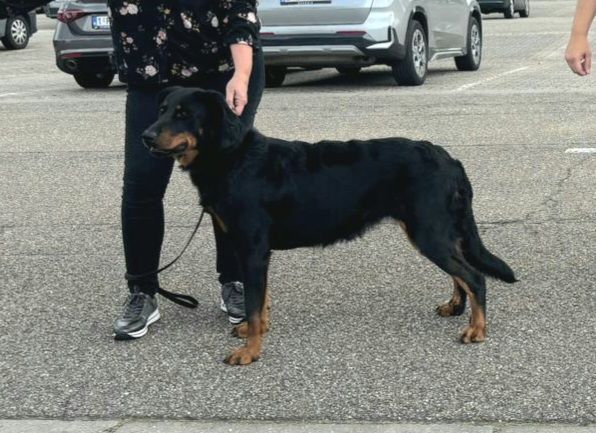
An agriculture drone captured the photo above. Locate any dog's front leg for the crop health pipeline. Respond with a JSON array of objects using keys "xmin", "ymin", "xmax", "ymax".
[{"xmin": 225, "ymin": 247, "xmax": 271, "ymax": 366}]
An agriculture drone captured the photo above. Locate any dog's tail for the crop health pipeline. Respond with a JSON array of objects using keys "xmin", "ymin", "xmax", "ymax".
[{"xmin": 455, "ymin": 162, "xmax": 518, "ymax": 284}]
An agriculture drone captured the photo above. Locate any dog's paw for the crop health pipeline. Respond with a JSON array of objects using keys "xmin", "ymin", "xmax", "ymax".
[
  {"xmin": 436, "ymin": 300, "xmax": 465, "ymax": 317},
  {"xmin": 224, "ymin": 346, "xmax": 260, "ymax": 366},
  {"xmin": 460, "ymin": 325, "xmax": 486, "ymax": 344}
]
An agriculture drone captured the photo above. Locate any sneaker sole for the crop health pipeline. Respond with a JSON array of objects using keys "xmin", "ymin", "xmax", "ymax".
[
  {"xmin": 220, "ymin": 298, "xmax": 245, "ymax": 325},
  {"xmin": 113, "ymin": 309, "xmax": 161, "ymax": 340}
]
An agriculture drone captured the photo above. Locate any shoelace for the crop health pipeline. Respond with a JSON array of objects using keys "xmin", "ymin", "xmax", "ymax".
[{"xmin": 122, "ymin": 293, "xmax": 146, "ymax": 319}]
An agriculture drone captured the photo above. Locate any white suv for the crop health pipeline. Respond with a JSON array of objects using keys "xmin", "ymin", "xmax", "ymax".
[{"xmin": 258, "ymin": 0, "xmax": 483, "ymax": 87}]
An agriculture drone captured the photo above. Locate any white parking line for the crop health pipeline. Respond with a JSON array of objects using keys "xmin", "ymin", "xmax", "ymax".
[
  {"xmin": 455, "ymin": 66, "xmax": 530, "ymax": 91},
  {"xmin": 565, "ymin": 148, "xmax": 596, "ymax": 153},
  {"xmin": 487, "ymin": 31, "xmax": 569, "ymax": 36}
]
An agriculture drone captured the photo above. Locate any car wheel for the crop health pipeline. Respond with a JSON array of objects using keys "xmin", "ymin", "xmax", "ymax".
[
  {"xmin": 336, "ymin": 66, "xmax": 362, "ymax": 76},
  {"xmin": 1, "ymin": 15, "xmax": 30, "ymax": 50},
  {"xmin": 519, "ymin": 0, "xmax": 530, "ymax": 17},
  {"xmin": 455, "ymin": 16, "xmax": 482, "ymax": 71},
  {"xmin": 392, "ymin": 20, "xmax": 427, "ymax": 86},
  {"xmin": 504, "ymin": 0, "xmax": 516, "ymax": 18},
  {"xmin": 73, "ymin": 70, "xmax": 115, "ymax": 89},
  {"xmin": 265, "ymin": 66, "xmax": 287, "ymax": 88}
]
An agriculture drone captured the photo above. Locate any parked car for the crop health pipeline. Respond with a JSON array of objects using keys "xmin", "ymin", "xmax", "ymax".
[
  {"xmin": 53, "ymin": 0, "xmax": 115, "ymax": 88},
  {"xmin": 258, "ymin": 0, "xmax": 483, "ymax": 87},
  {"xmin": 43, "ymin": 0, "xmax": 65, "ymax": 18},
  {"xmin": 0, "ymin": 8, "xmax": 36, "ymax": 49},
  {"xmin": 478, "ymin": 0, "xmax": 529, "ymax": 18}
]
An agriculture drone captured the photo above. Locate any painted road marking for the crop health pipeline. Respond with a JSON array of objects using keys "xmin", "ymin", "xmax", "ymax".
[
  {"xmin": 565, "ymin": 148, "xmax": 596, "ymax": 153},
  {"xmin": 456, "ymin": 67, "xmax": 530, "ymax": 92}
]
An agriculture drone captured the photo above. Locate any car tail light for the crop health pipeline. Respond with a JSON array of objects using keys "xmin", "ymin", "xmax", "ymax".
[
  {"xmin": 57, "ymin": 9, "xmax": 88, "ymax": 23},
  {"xmin": 336, "ymin": 31, "xmax": 366, "ymax": 37}
]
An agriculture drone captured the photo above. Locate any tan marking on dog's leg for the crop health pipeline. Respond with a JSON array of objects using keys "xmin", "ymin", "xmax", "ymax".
[
  {"xmin": 206, "ymin": 207, "xmax": 228, "ymax": 233},
  {"xmin": 454, "ymin": 277, "xmax": 486, "ymax": 343},
  {"xmin": 213, "ymin": 213, "xmax": 228, "ymax": 233},
  {"xmin": 225, "ymin": 314, "xmax": 263, "ymax": 365},
  {"xmin": 232, "ymin": 322, "xmax": 248, "ymax": 338},
  {"xmin": 226, "ymin": 269, "xmax": 270, "ymax": 365},
  {"xmin": 437, "ymin": 278, "xmax": 467, "ymax": 317},
  {"xmin": 232, "ymin": 286, "xmax": 271, "ymax": 339}
]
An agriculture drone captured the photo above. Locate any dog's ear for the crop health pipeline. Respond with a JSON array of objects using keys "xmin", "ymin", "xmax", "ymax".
[
  {"xmin": 195, "ymin": 90, "xmax": 245, "ymax": 154},
  {"xmin": 157, "ymin": 86, "xmax": 183, "ymax": 107}
]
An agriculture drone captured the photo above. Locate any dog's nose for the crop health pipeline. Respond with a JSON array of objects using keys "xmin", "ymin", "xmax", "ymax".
[{"xmin": 141, "ymin": 130, "xmax": 158, "ymax": 149}]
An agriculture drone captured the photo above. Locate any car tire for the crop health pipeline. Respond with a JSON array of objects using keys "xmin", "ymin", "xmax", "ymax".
[
  {"xmin": 455, "ymin": 16, "xmax": 482, "ymax": 71},
  {"xmin": 73, "ymin": 70, "xmax": 115, "ymax": 89},
  {"xmin": 504, "ymin": 0, "xmax": 516, "ymax": 18},
  {"xmin": 265, "ymin": 66, "xmax": 287, "ymax": 88},
  {"xmin": 392, "ymin": 20, "xmax": 427, "ymax": 86},
  {"xmin": 336, "ymin": 66, "xmax": 362, "ymax": 76},
  {"xmin": 519, "ymin": 0, "xmax": 530, "ymax": 17},
  {"xmin": 1, "ymin": 15, "xmax": 30, "ymax": 50}
]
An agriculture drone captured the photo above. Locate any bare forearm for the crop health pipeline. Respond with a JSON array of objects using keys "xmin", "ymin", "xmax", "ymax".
[
  {"xmin": 230, "ymin": 43, "xmax": 253, "ymax": 80},
  {"xmin": 571, "ymin": 0, "xmax": 596, "ymax": 35}
]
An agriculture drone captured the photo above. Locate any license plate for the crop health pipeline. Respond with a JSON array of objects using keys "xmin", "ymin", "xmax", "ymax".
[
  {"xmin": 281, "ymin": 0, "xmax": 331, "ymax": 4},
  {"xmin": 91, "ymin": 15, "xmax": 110, "ymax": 30}
]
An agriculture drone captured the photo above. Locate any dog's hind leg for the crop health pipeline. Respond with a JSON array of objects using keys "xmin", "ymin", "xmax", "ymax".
[
  {"xmin": 428, "ymin": 251, "xmax": 487, "ymax": 343},
  {"xmin": 402, "ymin": 221, "xmax": 487, "ymax": 343},
  {"xmin": 436, "ymin": 278, "xmax": 467, "ymax": 317},
  {"xmin": 454, "ymin": 274, "xmax": 486, "ymax": 343}
]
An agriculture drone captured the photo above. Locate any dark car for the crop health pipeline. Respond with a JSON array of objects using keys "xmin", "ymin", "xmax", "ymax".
[
  {"xmin": 478, "ymin": 0, "xmax": 529, "ymax": 18},
  {"xmin": 53, "ymin": 0, "xmax": 115, "ymax": 88},
  {"xmin": 0, "ymin": 8, "xmax": 37, "ymax": 49}
]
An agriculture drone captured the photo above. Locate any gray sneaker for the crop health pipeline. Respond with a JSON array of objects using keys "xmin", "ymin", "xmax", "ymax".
[
  {"xmin": 220, "ymin": 281, "xmax": 245, "ymax": 325},
  {"xmin": 113, "ymin": 286, "xmax": 160, "ymax": 340}
]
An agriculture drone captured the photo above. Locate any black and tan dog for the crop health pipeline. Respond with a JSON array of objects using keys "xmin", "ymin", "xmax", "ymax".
[{"xmin": 142, "ymin": 87, "xmax": 517, "ymax": 366}]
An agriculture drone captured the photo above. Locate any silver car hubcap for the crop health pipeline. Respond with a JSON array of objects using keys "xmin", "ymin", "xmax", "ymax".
[
  {"xmin": 412, "ymin": 29, "xmax": 426, "ymax": 78},
  {"xmin": 471, "ymin": 24, "xmax": 481, "ymax": 64},
  {"xmin": 11, "ymin": 19, "xmax": 27, "ymax": 45}
]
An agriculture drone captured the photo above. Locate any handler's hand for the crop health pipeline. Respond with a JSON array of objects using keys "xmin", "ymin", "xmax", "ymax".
[
  {"xmin": 565, "ymin": 33, "xmax": 592, "ymax": 75},
  {"xmin": 226, "ymin": 72, "xmax": 249, "ymax": 116}
]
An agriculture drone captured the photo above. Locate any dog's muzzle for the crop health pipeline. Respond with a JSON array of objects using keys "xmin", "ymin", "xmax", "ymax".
[{"xmin": 142, "ymin": 130, "xmax": 188, "ymax": 158}]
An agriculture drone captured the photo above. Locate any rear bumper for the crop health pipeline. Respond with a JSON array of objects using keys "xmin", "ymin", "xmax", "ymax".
[
  {"xmin": 478, "ymin": 0, "xmax": 507, "ymax": 12},
  {"xmin": 53, "ymin": 22, "xmax": 114, "ymax": 74},
  {"xmin": 261, "ymin": 7, "xmax": 406, "ymax": 67},
  {"xmin": 55, "ymin": 47, "xmax": 114, "ymax": 74},
  {"xmin": 262, "ymin": 28, "xmax": 405, "ymax": 67}
]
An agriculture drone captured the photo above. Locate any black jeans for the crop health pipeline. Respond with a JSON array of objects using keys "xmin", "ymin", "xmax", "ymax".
[{"xmin": 122, "ymin": 52, "xmax": 265, "ymax": 295}]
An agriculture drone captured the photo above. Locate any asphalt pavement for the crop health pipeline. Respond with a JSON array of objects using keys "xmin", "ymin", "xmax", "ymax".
[{"xmin": 0, "ymin": 2, "xmax": 595, "ymax": 432}]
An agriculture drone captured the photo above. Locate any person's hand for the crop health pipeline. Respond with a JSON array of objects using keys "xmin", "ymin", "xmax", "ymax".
[
  {"xmin": 565, "ymin": 33, "xmax": 592, "ymax": 75},
  {"xmin": 226, "ymin": 72, "xmax": 250, "ymax": 116}
]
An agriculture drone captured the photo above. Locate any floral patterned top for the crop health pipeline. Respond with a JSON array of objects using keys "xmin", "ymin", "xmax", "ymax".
[{"xmin": 107, "ymin": 0, "xmax": 260, "ymax": 86}]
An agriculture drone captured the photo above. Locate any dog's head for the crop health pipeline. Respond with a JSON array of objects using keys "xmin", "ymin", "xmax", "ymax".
[{"xmin": 141, "ymin": 87, "xmax": 245, "ymax": 168}]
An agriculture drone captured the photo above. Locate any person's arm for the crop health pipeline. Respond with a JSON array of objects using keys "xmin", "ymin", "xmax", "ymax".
[
  {"xmin": 226, "ymin": 43, "xmax": 253, "ymax": 116},
  {"xmin": 221, "ymin": 0, "xmax": 260, "ymax": 116},
  {"xmin": 565, "ymin": 0, "xmax": 596, "ymax": 75}
]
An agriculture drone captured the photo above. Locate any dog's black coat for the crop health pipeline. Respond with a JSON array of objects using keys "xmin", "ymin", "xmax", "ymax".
[{"xmin": 145, "ymin": 87, "xmax": 516, "ymax": 363}]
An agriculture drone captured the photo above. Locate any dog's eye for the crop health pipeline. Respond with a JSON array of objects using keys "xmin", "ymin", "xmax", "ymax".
[{"xmin": 158, "ymin": 105, "xmax": 167, "ymax": 115}]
